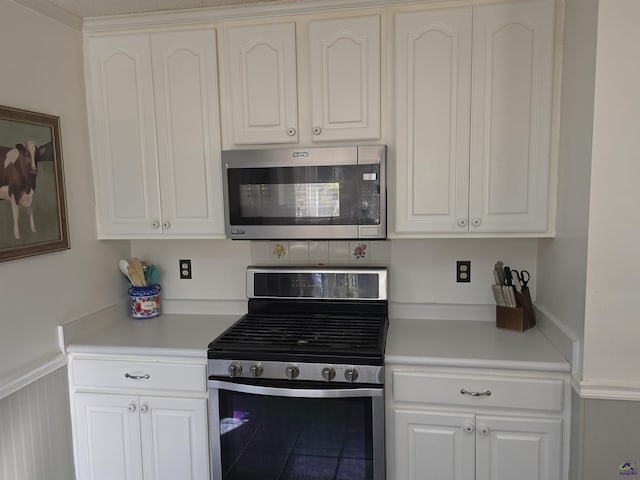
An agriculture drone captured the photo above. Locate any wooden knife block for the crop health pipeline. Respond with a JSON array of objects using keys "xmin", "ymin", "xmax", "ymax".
[{"xmin": 496, "ymin": 288, "xmax": 536, "ymax": 332}]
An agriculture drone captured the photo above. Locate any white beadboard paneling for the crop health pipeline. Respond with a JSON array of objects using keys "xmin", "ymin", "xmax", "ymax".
[{"xmin": 0, "ymin": 367, "xmax": 74, "ymax": 480}]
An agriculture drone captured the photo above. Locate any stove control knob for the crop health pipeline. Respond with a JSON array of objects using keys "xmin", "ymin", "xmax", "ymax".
[
  {"xmin": 344, "ymin": 368, "xmax": 359, "ymax": 383},
  {"xmin": 249, "ymin": 363, "xmax": 264, "ymax": 378},
  {"xmin": 228, "ymin": 362, "xmax": 243, "ymax": 378},
  {"xmin": 285, "ymin": 365, "xmax": 299, "ymax": 380},
  {"xmin": 322, "ymin": 367, "xmax": 336, "ymax": 382}
]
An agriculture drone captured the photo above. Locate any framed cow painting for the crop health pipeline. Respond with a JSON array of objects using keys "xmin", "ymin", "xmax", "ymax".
[{"xmin": 0, "ymin": 105, "xmax": 69, "ymax": 262}]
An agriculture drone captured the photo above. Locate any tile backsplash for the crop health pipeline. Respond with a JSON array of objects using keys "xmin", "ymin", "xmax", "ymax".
[{"xmin": 250, "ymin": 241, "xmax": 391, "ymax": 265}]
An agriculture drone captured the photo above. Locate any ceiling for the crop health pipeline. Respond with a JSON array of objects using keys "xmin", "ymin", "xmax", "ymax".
[{"xmin": 34, "ymin": 0, "xmax": 283, "ymax": 19}]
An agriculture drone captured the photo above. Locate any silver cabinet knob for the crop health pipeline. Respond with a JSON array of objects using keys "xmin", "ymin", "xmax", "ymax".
[
  {"xmin": 471, "ymin": 218, "xmax": 482, "ymax": 227},
  {"xmin": 478, "ymin": 425, "xmax": 490, "ymax": 436},
  {"xmin": 287, "ymin": 128, "xmax": 296, "ymax": 136},
  {"xmin": 249, "ymin": 363, "xmax": 264, "ymax": 378},
  {"xmin": 321, "ymin": 367, "xmax": 336, "ymax": 382},
  {"xmin": 463, "ymin": 423, "xmax": 475, "ymax": 433},
  {"xmin": 163, "ymin": 220, "xmax": 171, "ymax": 229},
  {"xmin": 151, "ymin": 221, "xmax": 160, "ymax": 229},
  {"xmin": 457, "ymin": 218, "xmax": 468, "ymax": 227},
  {"xmin": 344, "ymin": 368, "xmax": 359, "ymax": 383},
  {"xmin": 312, "ymin": 126, "xmax": 322, "ymax": 135},
  {"xmin": 139, "ymin": 405, "xmax": 148, "ymax": 414},
  {"xmin": 285, "ymin": 365, "xmax": 299, "ymax": 380},
  {"xmin": 228, "ymin": 362, "xmax": 242, "ymax": 378},
  {"xmin": 128, "ymin": 403, "xmax": 137, "ymax": 413}
]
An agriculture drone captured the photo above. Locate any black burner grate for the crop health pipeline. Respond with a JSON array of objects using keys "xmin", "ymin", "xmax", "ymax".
[{"xmin": 208, "ymin": 313, "xmax": 388, "ymax": 365}]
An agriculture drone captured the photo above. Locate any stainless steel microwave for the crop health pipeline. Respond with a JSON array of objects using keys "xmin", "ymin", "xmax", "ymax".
[{"xmin": 222, "ymin": 145, "xmax": 386, "ymax": 240}]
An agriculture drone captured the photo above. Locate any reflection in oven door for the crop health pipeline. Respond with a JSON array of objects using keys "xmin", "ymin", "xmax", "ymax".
[{"xmin": 209, "ymin": 381, "xmax": 384, "ymax": 480}]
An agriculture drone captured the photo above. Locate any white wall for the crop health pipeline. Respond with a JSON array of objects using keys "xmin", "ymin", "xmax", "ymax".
[
  {"xmin": 536, "ymin": 0, "xmax": 598, "ymax": 361},
  {"xmin": 582, "ymin": 0, "xmax": 640, "ymax": 384},
  {"xmin": 0, "ymin": 0, "xmax": 130, "ymax": 381}
]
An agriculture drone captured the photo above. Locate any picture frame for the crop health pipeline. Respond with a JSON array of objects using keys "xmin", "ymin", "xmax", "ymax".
[{"xmin": 0, "ymin": 105, "xmax": 69, "ymax": 262}]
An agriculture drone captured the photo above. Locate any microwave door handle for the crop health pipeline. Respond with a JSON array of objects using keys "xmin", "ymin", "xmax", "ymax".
[{"xmin": 208, "ymin": 380, "xmax": 382, "ymax": 399}]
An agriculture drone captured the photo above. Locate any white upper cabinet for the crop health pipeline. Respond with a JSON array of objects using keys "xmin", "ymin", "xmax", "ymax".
[
  {"xmin": 224, "ymin": 22, "xmax": 299, "ymax": 144},
  {"xmin": 307, "ymin": 15, "xmax": 381, "ymax": 142},
  {"xmin": 469, "ymin": 1, "xmax": 555, "ymax": 233},
  {"xmin": 394, "ymin": 8, "xmax": 473, "ymax": 234},
  {"xmin": 221, "ymin": 15, "xmax": 381, "ymax": 146},
  {"xmin": 394, "ymin": 0, "xmax": 555, "ymax": 235},
  {"xmin": 86, "ymin": 28, "xmax": 225, "ymax": 238}
]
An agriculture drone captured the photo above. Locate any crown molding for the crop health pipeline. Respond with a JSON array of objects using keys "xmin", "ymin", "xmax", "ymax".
[{"xmin": 12, "ymin": 0, "xmax": 83, "ymax": 30}]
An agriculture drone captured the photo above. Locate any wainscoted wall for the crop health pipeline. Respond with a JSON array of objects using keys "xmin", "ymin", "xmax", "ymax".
[{"xmin": 0, "ymin": 367, "xmax": 74, "ymax": 480}]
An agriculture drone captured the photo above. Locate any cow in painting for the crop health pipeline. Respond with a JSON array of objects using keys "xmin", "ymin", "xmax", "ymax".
[{"xmin": 0, "ymin": 142, "xmax": 48, "ymax": 240}]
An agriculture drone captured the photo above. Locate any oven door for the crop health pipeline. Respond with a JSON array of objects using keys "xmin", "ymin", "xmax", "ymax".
[{"xmin": 208, "ymin": 379, "xmax": 385, "ymax": 480}]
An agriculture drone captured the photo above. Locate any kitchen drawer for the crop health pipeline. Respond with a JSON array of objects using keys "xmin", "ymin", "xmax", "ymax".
[
  {"xmin": 70, "ymin": 358, "xmax": 206, "ymax": 393},
  {"xmin": 392, "ymin": 371, "xmax": 564, "ymax": 412}
]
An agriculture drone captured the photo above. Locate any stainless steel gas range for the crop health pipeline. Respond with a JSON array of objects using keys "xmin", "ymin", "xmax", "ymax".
[{"xmin": 207, "ymin": 266, "xmax": 388, "ymax": 480}]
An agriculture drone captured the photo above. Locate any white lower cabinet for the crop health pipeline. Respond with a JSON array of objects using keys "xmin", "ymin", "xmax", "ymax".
[
  {"xmin": 394, "ymin": 410, "xmax": 561, "ymax": 480},
  {"xmin": 388, "ymin": 368, "xmax": 569, "ymax": 480},
  {"xmin": 68, "ymin": 356, "xmax": 209, "ymax": 480}
]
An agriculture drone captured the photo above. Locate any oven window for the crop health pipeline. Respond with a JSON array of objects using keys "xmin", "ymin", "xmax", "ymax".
[{"xmin": 217, "ymin": 390, "xmax": 374, "ymax": 480}]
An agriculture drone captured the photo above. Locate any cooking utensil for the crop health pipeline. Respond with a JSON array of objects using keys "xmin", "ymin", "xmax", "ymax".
[
  {"xmin": 131, "ymin": 257, "xmax": 147, "ymax": 286},
  {"xmin": 119, "ymin": 259, "xmax": 133, "ymax": 284},
  {"xmin": 148, "ymin": 264, "xmax": 159, "ymax": 285},
  {"xmin": 128, "ymin": 264, "xmax": 145, "ymax": 287},
  {"xmin": 503, "ymin": 266, "xmax": 513, "ymax": 286},
  {"xmin": 511, "ymin": 269, "xmax": 530, "ymax": 290},
  {"xmin": 494, "ymin": 262, "xmax": 505, "ymax": 285}
]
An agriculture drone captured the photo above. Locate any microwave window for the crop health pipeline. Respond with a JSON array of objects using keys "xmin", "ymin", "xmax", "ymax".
[
  {"xmin": 240, "ymin": 183, "xmax": 340, "ymax": 218},
  {"xmin": 227, "ymin": 165, "xmax": 380, "ymax": 226}
]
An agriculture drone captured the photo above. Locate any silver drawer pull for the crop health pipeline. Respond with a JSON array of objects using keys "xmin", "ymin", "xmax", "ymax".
[
  {"xmin": 460, "ymin": 388, "xmax": 491, "ymax": 397},
  {"xmin": 125, "ymin": 373, "xmax": 150, "ymax": 380}
]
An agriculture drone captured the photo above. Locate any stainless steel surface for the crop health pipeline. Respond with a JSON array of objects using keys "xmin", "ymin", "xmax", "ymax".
[
  {"xmin": 208, "ymin": 380, "xmax": 382, "ymax": 399},
  {"xmin": 222, "ymin": 145, "xmax": 386, "ymax": 240},
  {"xmin": 246, "ymin": 266, "xmax": 388, "ymax": 301},
  {"xmin": 209, "ymin": 359, "xmax": 384, "ymax": 384}
]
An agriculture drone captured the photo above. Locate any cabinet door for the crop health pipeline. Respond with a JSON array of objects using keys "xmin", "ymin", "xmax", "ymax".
[
  {"xmin": 151, "ymin": 29, "xmax": 225, "ymax": 235},
  {"xmin": 139, "ymin": 396, "xmax": 209, "ymax": 480},
  {"xmin": 468, "ymin": 0, "xmax": 555, "ymax": 233},
  {"xmin": 86, "ymin": 34, "xmax": 162, "ymax": 236},
  {"xmin": 224, "ymin": 22, "xmax": 298, "ymax": 144},
  {"xmin": 73, "ymin": 393, "xmax": 143, "ymax": 480},
  {"xmin": 475, "ymin": 416, "xmax": 562, "ymax": 480},
  {"xmin": 307, "ymin": 15, "xmax": 381, "ymax": 142},
  {"xmin": 394, "ymin": 8, "xmax": 472, "ymax": 234},
  {"xmin": 394, "ymin": 409, "xmax": 475, "ymax": 480}
]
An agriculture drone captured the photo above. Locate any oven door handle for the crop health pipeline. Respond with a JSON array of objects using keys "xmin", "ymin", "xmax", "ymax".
[{"xmin": 209, "ymin": 380, "xmax": 382, "ymax": 398}]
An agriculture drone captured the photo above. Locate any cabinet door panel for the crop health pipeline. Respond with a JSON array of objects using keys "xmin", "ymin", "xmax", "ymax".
[
  {"xmin": 394, "ymin": 8, "xmax": 472, "ymax": 233},
  {"xmin": 308, "ymin": 15, "xmax": 381, "ymax": 142},
  {"xmin": 476, "ymin": 416, "xmax": 562, "ymax": 480},
  {"xmin": 87, "ymin": 35, "xmax": 162, "ymax": 236},
  {"xmin": 224, "ymin": 22, "xmax": 298, "ymax": 144},
  {"xmin": 469, "ymin": 0, "xmax": 554, "ymax": 232},
  {"xmin": 140, "ymin": 397, "xmax": 209, "ymax": 480},
  {"xmin": 74, "ymin": 393, "xmax": 142, "ymax": 480},
  {"xmin": 394, "ymin": 409, "xmax": 475, "ymax": 480},
  {"xmin": 151, "ymin": 29, "xmax": 225, "ymax": 235}
]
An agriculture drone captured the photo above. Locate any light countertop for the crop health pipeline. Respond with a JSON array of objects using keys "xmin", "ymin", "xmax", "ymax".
[
  {"xmin": 63, "ymin": 306, "xmax": 570, "ymax": 373},
  {"xmin": 385, "ymin": 318, "xmax": 570, "ymax": 373},
  {"xmin": 63, "ymin": 305, "xmax": 240, "ymax": 359}
]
